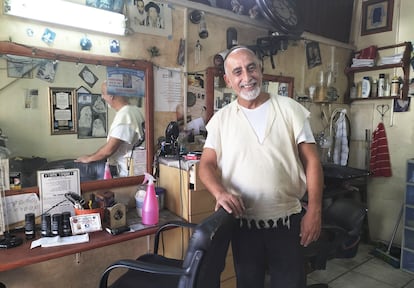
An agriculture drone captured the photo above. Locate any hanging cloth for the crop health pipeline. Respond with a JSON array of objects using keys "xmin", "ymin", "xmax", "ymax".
[
  {"xmin": 333, "ymin": 110, "xmax": 349, "ymax": 166},
  {"xmin": 369, "ymin": 122, "xmax": 392, "ymax": 177}
]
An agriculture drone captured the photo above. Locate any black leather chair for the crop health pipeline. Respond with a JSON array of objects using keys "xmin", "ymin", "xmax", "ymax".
[
  {"xmin": 305, "ymin": 198, "xmax": 367, "ymax": 288},
  {"xmin": 99, "ymin": 207, "xmax": 236, "ymax": 288}
]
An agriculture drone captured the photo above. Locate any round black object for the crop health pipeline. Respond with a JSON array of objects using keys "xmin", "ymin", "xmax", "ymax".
[
  {"xmin": 255, "ymin": 0, "xmax": 303, "ymax": 35},
  {"xmin": 189, "ymin": 10, "xmax": 203, "ymax": 24}
]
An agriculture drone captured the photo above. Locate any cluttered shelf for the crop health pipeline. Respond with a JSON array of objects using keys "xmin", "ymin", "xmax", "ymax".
[
  {"xmin": 0, "ymin": 209, "xmax": 181, "ymax": 272},
  {"xmin": 344, "ymin": 42, "xmax": 413, "ymax": 102}
]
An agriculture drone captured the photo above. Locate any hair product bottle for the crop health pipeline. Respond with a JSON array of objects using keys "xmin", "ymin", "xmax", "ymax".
[{"xmin": 141, "ymin": 173, "xmax": 159, "ymax": 225}]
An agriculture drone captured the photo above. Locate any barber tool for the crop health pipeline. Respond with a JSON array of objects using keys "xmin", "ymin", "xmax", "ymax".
[
  {"xmin": 105, "ymin": 226, "xmax": 130, "ymax": 235},
  {"xmin": 64, "ymin": 192, "xmax": 85, "ymax": 209}
]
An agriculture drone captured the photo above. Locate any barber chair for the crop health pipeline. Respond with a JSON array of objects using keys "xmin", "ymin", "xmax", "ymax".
[
  {"xmin": 304, "ymin": 198, "xmax": 367, "ymax": 288},
  {"xmin": 99, "ymin": 207, "xmax": 236, "ymax": 288}
]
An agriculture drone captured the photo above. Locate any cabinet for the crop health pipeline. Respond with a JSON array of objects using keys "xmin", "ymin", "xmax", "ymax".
[
  {"xmin": 401, "ymin": 159, "xmax": 414, "ymax": 274},
  {"xmin": 344, "ymin": 42, "xmax": 412, "ymax": 103},
  {"xmin": 158, "ymin": 160, "xmax": 236, "ymax": 287}
]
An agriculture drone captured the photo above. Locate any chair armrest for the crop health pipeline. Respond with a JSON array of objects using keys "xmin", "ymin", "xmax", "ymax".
[
  {"xmin": 99, "ymin": 259, "xmax": 188, "ymax": 288},
  {"xmin": 154, "ymin": 221, "xmax": 197, "ymax": 254}
]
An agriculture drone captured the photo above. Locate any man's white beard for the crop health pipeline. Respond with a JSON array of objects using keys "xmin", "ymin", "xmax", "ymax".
[{"xmin": 239, "ymin": 86, "xmax": 260, "ymax": 101}]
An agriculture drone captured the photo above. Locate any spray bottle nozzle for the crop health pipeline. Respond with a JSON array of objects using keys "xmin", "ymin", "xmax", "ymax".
[{"xmin": 143, "ymin": 173, "xmax": 155, "ymax": 185}]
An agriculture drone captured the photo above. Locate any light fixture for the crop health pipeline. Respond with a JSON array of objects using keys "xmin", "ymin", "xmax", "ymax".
[{"xmin": 4, "ymin": 0, "xmax": 126, "ymax": 36}]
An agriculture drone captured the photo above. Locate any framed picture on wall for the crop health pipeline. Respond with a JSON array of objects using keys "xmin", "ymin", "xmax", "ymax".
[
  {"xmin": 6, "ymin": 57, "xmax": 33, "ymax": 78},
  {"xmin": 305, "ymin": 41, "xmax": 322, "ymax": 69},
  {"xmin": 49, "ymin": 87, "xmax": 77, "ymax": 135},
  {"xmin": 77, "ymin": 93, "xmax": 108, "ymax": 139},
  {"xmin": 361, "ymin": 0, "xmax": 394, "ymax": 36},
  {"xmin": 127, "ymin": 1, "xmax": 172, "ymax": 37}
]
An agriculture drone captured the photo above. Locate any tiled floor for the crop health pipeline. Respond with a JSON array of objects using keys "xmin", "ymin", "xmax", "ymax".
[{"xmin": 307, "ymin": 243, "xmax": 414, "ymax": 288}]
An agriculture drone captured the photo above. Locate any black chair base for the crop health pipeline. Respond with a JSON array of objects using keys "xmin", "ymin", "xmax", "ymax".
[{"xmin": 307, "ymin": 284, "xmax": 328, "ymax": 288}]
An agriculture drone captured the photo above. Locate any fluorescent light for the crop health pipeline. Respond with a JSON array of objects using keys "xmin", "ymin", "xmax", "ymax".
[{"xmin": 4, "ymin": 0, "xmax": 126, "ymax": 35}]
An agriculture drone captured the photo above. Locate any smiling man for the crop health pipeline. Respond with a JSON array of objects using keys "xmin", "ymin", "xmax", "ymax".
[{"xmin": 199, "ymin": 46, "xmax": 323, "ymax": 288}]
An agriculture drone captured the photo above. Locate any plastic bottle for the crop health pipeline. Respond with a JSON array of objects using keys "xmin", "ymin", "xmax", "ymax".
[
  {"xmin": 378, "ymin": 74, "xmax": 385, "ymax": 97},
  {"xmin": 361, "ymin": 77, "xmax": 371, "ymax": 98},
  {"xmin": 141, "ymin": 173, "xmax": 159, "ymax": 225},
  {"xmin": 104, "ymin": 161, "xmax": 112, "ymax": 179},
  {"xmin": 371, "ymin": 80, "xmax": 378, "ymax": 98}
]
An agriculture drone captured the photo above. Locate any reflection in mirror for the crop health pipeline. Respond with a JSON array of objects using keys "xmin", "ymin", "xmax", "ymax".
[
  {"xmin": 205, "ymin": 67, "xmax": 294, "ymax": 123},
  {"xmin": 0, "ymin": 42, "xmax": 154, "ymax": 193}
]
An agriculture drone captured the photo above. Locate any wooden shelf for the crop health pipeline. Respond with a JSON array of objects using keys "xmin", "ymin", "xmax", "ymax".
[{"xmin": 344, "ymin": 42, "xmax": 413, "ymax": 103}]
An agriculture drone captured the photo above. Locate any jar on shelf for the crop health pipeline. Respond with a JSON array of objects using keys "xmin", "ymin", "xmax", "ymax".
[{"xmin": 391, "ymin": 75, "xmax": 400, "ymax": 97}]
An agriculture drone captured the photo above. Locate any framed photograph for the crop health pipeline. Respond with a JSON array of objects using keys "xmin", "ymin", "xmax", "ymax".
[
  {"xmin": 305, "ymin": 41, "xmax": 322, "ymax": 69},
  {"xmin": 49, "ymin": 87, "xmax": 77, "ymax": 135},
  {"xmin": 361, "ymin": 0, "xmax": 394, "ymax": 36},
  {"xmin": 79, "ymin": 66, "xmax": 99, "ymax": 88},
  {"xmin": 77, "ymin": 93, "xmax": 108, "ymax": 139},
  {"xmin": 127, "ymin": 1, "xmax": 173, "ymax": 37},
  {"xmin": 7, "ymin": 57, "xmax": 33, "ymax": 78}
]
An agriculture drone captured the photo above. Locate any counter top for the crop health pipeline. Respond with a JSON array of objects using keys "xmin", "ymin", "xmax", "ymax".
[{"xmin": 0, "ymin": 210, "xmax": 182, "ymax": 272}]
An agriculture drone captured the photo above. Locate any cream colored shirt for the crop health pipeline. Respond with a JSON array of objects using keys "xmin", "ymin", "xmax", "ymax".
[
  {"xmin": 108, "ymin": 105, "xmax": 144, "ymax": 176},
  {"xmin": 204, "ymin": 95, "xmax": 310, "ymax": 227}
]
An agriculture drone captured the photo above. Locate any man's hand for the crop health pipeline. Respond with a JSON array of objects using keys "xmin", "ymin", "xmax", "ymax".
[
  {"xmin": 300, "ymin": 208, "xmax": 321, "ymax": 247},
  {"xmin": 215, "ymin": 191, "xmax": 245, "ymax": 218}
]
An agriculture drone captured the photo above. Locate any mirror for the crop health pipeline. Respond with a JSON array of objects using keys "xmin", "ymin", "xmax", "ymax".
[
  {"xmin": 0, "ymin": 41, "xmax": 154, "ymax": 194},
  {"xmin": 205, "ymin": 67, "xmax": 295, "ymax": 122}
]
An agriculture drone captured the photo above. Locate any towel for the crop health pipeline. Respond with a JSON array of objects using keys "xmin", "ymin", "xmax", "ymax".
[
  {"xmin": 333, "ymin": 111, "xmax": 349, "ymax": 166},
  {"xmin": 369, "ymin": 122, "xmax": 392, "ymax": 177}
]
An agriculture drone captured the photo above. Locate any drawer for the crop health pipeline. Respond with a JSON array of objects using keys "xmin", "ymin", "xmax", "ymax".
[
  {"xmin": 407, "ymin": 185, "xmax": 414, "ymax": 205},
  {"xmin": 404, "ymin": 228, "xmax": 414, "ymax": 250},
  {"xmin": 401, "ymin": 248, "xmax": 414, "ymax": 273},
  {"xmin": 189, "ymin": 189, "xmax": 215, "ymax": 215},
  {"xmin": 189, "ymin": 163, "xmax": 206, "ymax": 191},
  {"xmin": 221, "ymin": 252, "xmax": 235, "ymax": 281},
  {"xmin": 221, "ymin": 277, "xmax": 236, "ymax": 288},
  {"xmin": 404, "ymin": 207, "xmax": 414, "ymax": 229}
]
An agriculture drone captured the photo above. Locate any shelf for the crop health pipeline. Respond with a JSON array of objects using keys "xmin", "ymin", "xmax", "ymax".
[
  {"xmin": 344, "ymin": 62, "xmax": 405, "ymax": 74},
  {"xmin": 350, "ymin": 96, "xmax": 398, "ymax": 102},
  {"xmin": 345, "ymin": 42, "xmax": 413, "ymax": 103}
]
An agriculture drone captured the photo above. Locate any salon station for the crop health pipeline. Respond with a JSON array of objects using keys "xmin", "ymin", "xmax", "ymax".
[{"xmin": 0, "ymin": 0, "xmax": 414, "ymax": 287}]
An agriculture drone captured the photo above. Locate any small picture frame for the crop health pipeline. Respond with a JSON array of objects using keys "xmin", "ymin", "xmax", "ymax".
[
  {"xmin": 306, "ymin": 41, "xmax": 322, "ymax": 69},
  {"xmin": 77, "ymin": 92, "xmax": 108, "ymax": 139},
  {"xmin": 49, "ymin": 87, "xmax": 77, "ymax": 135},
  {"xmin": 79, "ymin": 66, "xmax": 99, "ymax": 88},
  {"xmin": 7, "ymin": 58, "xmax": 33, "ymax": 78},
  {"xmin": 361, "ymin": 0, "xmax": 394, "ymax": 36}
]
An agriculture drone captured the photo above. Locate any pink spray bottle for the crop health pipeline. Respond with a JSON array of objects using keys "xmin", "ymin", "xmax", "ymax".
[{"xmin": 141, "ymin": 173, "xmax": 159, "ymax": 225}]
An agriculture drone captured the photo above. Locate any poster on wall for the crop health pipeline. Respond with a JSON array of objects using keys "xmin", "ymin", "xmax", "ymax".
[
  {"xmin": 77, "ymin": 93, "xmax": 108, "ymax": 139},
  {"xmin": 106, "ymin": 67, "xmax": 145, "ymax": 97},
  {"xmin": 186, "ymin": 73, "xmax": 207, "ymax": 135},
  {"xmin": 127, "ymin": 0, "xmax": 172, "ymax": 37}
]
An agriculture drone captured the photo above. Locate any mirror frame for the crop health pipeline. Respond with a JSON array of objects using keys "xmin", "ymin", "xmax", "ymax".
[
  {"xmin": 0, "ymin": 41, "xmax": 154, "ymax": 195},
  {"xmin": 205, "ymin": 66, "xmax": 295, "ymax": 122}
]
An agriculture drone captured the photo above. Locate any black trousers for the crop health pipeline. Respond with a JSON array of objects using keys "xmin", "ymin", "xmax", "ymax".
[{"xmin": 232, "ymin": 211, "xmax": 306, "ymax": 288}]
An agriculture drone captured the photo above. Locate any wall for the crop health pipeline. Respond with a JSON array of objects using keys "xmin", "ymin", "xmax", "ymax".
[
  {"xmin": 349, "ymin": 0, "xmax": 413, "ymax": 245},
  {"xmin": 0, "ymin": 1, "xmax": 352, "ymax": 152}
]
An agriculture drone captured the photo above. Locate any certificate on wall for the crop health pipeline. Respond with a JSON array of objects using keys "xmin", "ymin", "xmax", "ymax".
[
  {"xmin": 38, "ymin": 168, "xmax": 80, "ymax": 215},
  {"xmin": 49, "ymin": 87, "xmax": 77, "ymax": 135}
]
